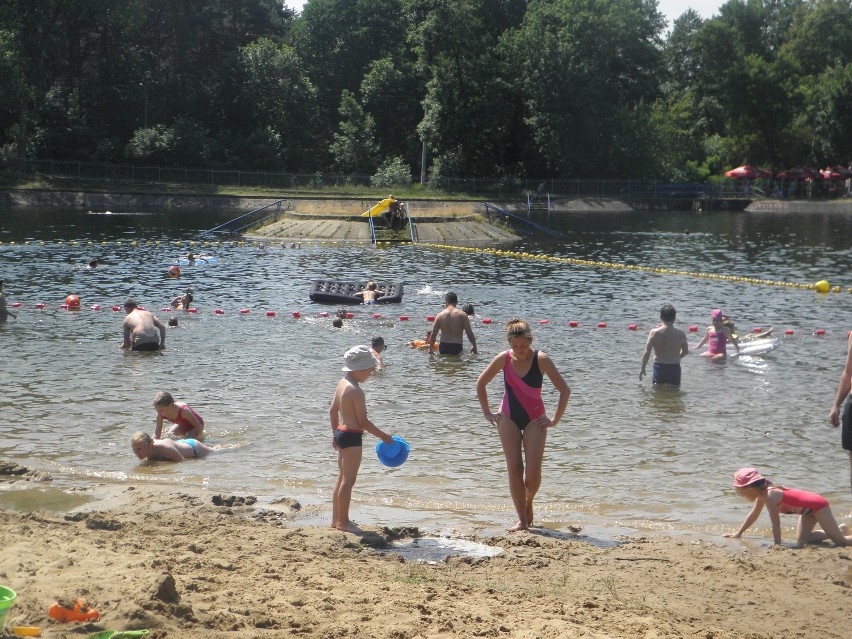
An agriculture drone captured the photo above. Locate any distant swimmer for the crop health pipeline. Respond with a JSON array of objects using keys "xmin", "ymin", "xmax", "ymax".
[
  {"xmin": 86, "ymin": 257, "xmax": 104, "ymax": 269},
  {"xmin": 121, "ymin": 299, "xmax": 166, "ymax": 351},
  {"xmin": 355, "ymin": 281, "xmax": 382, "ymax": 305},
  {"xmin": 429, "ymin": 292, "xmax": 477, "ymax": 355},
  {"xmin": 639, "ymin": 304, "xmax": 689, "ymax": 385},
  {"xmin": 696, "ymin": 308, "xmax": 739, "ymax": 360},
  {"xmin": 131, "ymin": 431, "xmax": 213, "ymax": 462},
  {"xmin": 170, "ymin": 287, "xmax": 193, "ymax": 310}
]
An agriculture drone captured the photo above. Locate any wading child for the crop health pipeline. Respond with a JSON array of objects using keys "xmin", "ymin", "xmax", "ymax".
[
  {"xmin": 153, "ymin": 391, "xmax": 205, "ymax": 439},
  {"xmin": 725, "ymin": 467, "xmax": 852, "ymax": 547},
  {"xmin": 329, "ymin": 345, "xmax": 394, "ymax": 533},
  {"xmin": 131, "ymin": 431, "xmax": 212, "ymax": 462},
  {"xmin": 696, "ymin": 309, "xmax": 739, "ymax": 360}
]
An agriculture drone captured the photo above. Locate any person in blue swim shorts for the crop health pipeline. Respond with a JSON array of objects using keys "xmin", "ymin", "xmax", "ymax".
[
  {"xmin": 639, "ymin": 304, "xmax": 689, "ymax": 386},
  {"xmin": 131, "ymin": 431, "xmax": 213, "ymax": 462}
]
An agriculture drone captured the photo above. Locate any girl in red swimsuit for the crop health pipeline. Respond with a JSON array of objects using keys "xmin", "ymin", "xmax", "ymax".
[
  {"xmin": 476, "ymin": 319, "xmax": 571, "ymax": 533},
  {"xmin": 153, "ymin": 391, "xmax": 205, "ymax": 439},
  {"xmin": 725, "ymin": 467, "xmax": 852, "ymax": 547}
]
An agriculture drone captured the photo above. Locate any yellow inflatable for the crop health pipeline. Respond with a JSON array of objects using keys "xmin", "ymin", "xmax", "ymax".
[{"xmin": 361, "ymin": 198, "xmax": 395, "ymax": 218}]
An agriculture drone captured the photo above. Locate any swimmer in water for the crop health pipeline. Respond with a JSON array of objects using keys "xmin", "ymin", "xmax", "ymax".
[
  {"xmin": 170, "ymin": 287, "xmax": 193, "ymax": 310},
  {"xmin": 696, "ymin": 309, "xmax": 739, "ymax": 360}
]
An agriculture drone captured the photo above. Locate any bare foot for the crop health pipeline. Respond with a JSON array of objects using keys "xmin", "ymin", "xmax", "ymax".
[
  {"xmin": 335, "ymin": 520, "xmax": 363, "ymax": 534},
  {"xmin": 508, "ymin": 521, "xmax": 529, "ymax": 533}
]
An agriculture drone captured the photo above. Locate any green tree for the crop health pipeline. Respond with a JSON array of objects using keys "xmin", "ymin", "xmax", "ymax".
[
  {"xmin": 502, "ymin": 0, "xmax": 665, "ymax": 176},
  {"xmin": 329, "ymin": 90, "xmax": 379, "ymax": 173}
]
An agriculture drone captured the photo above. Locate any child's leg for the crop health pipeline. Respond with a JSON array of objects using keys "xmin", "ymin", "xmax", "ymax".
[
  {"xmin": 813, "ymin": 507, "xmax": 852, "ymax": 546},
  {"xmin": 796, "ymin": 514, "xmax": 820, "ymax": 545},
  {"xmin": 333, "ymin": 446, "xmax": 362, "ymax": 533}
]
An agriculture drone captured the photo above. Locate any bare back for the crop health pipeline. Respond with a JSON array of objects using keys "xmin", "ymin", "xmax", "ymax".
[
  {"xmin": 647, "ymin": 324, "xmax": 688, "ymax": 364},
  {"xmin": 123, "ymin": 309, "xmax": 165, "ymax": 348},
  {"xmin": 433, "ymin": 306, "xmax": 473, "ymax": 345}
]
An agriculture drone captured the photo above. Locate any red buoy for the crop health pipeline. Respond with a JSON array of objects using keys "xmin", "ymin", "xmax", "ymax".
[
  {"xmin": 267, "ymin": 311, "xmax": 276, "ymax": 317},
  {"xmin": 569, "ymin": 321, "xmax": 579, "ymax": 327},
  {"xmin": 483, "ymin": 318, "xmax": 492, "ymax": 324},
  {"xmin": 816, "ymin": 329, "xmax": 825, "ymax": 336},
  {"xmin": 539, "ymin": 319, "xmax": 549, "ymax": 324},
  {"xmin": 215, "ymin": 309, "xmax": 224, "ymax": 315},
  {"xmin": 597, "ymin": 322, "xmax": 607, "ymax": 328},
  {"xmin": 688, "ymin": 325, "xmax": 698, "ymax": 332},
  {"xmin": 240, "ymin": 309, "xmax": 250, "ymax": 314},
  {"xmin": 784, "ymin": 329, "xmax": 794, "ymax": 335},
  {"xmin": 628, "ymin": 324, "xmax": 637, "ymax": 330},
  {"xmin": 292, "ymin": 311, "xmax": 301, "ymax": 318},
  {"xmin": 427, "ymin": 315, "xmax": 436, "ymax": 321},
  {"xmin": 399, "ymin": 315, "xmax": 409, "ymax": 320}
]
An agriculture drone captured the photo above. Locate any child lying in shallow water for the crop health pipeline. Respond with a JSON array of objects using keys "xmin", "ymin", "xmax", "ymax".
[{"xmin": 131, "ymin": 431, "xmax": 213, "ymax": 462}]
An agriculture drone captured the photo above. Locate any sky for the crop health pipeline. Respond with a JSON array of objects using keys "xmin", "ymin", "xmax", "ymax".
[{"xmin": 284, "ymin": 0, "xmax": 723, "ymax": 27}]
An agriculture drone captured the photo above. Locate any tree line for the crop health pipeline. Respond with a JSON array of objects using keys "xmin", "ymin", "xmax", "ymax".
[{"xmin": 0, "ymin": 0, "xmax": 849, "ymax": 184}]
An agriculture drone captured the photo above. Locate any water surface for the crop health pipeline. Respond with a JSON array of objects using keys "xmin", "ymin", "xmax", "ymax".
[{"xmin": 1, "ymin": 205, "xmax": 850, "ymax": 537}]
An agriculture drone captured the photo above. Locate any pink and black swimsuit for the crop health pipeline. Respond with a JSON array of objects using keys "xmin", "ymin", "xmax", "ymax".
[{"xmin": 500, "ymin": 350, "xmax": 545, "ymax": 430}]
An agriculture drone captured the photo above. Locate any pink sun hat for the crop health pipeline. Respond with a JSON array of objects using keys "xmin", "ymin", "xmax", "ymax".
[{"xmin": 732, "ymin": 468, "xmax": 765, "ymax": 488}]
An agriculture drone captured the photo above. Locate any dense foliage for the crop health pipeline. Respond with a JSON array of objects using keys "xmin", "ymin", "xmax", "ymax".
[{"xmin": 0, "ymin": 0, "xmax": 849, "ymax": 181}]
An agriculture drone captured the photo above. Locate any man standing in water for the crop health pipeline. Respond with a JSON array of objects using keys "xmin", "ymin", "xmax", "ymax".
[
  {"xmin": 639, "ymin": 303, "xmax": 689, "ymax": 385},
  {"xmin": 429, "ymin": 292, "xmax": 478, "ymax": 355},
  {"xmin": 0, "ymin": 281, "xmax": 16, "ymax": 323},
  {"xmin": 121, "ymin": 299, "xmax": 166, "ymax": 351},
  {"xmin": 829, "ymin": 330, "xmax": 852, "ymax": 515}
]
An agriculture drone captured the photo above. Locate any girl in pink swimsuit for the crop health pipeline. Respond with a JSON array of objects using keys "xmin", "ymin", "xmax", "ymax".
[
  {"xmin": 725, "ymin": 467, "xmax": 852, "ymax": 547},
  {"xmin": 696, "ymin": 309, "xmax": 739, "ymax": 361},
  {"xmin": 153, "ymin": 391, "xmax": 205, "ymax": 439}
]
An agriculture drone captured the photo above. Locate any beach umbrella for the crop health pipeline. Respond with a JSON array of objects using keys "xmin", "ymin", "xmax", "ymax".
[
  {"xmin": 820, "ymin": 165, "xmax": 852, "ymax": 180},
  {"xmin": 777, "ymin": 166, "xmax": 820, "ymax": 180},
  {"xmin": 724, "ymin": 165, "xmax": 772, "ymax": 179}
]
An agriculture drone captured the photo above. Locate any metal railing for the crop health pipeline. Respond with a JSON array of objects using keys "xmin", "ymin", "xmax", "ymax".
[
  {"xmin": 203, "ymin": 199, "xmax": 288, "ymax": 236},
  {"xmin": 482, "ymin": 203, "xmax": 566, "ymax": 239}
]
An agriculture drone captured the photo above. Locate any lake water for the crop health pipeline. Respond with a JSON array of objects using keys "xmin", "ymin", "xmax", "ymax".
[{"xmin": 1, "ymin": 205, "xmax": 851, "ymax": 538}]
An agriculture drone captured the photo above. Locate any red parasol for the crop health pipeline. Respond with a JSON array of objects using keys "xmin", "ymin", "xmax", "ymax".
[
  {"xmin": 820, "ymin": 165, "xmax": 852, "ymax": 180},
  {"xmin": 777, "ymin": 166, "xmax": 821, "ymax": 180},
  {"xmin": 724, "ymin": 165, "xmax": 772, "ymax": 179}
]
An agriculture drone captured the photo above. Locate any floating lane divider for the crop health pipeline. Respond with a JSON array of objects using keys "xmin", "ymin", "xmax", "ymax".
[
  {"xmin": 3, "ymin": 301, "xmax": 846, "ymax": 336},
  {"xmin": 421, "ymin": 243, "xmax": 850, "ymax": 293}
]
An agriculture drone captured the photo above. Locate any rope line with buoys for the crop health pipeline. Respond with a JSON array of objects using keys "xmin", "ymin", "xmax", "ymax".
[
  {"xmin": 4, "ymin": 300, "xmax": 848, "ymax": 339},
  {"xmin": 420, "ymin": 243, "xmax": 852, "ymax": 294}
]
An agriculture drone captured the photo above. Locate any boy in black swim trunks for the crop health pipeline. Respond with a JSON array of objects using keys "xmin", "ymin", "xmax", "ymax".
[{"xmin": 329, "ymin": 345, "xmax": 394, "ymax": 533}]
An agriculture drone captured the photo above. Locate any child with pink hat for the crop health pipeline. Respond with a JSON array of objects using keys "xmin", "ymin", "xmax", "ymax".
[
  {"xmin": 725, "ymin": 467, "xmax": 852, "ymax": 547},
  {"xmin": 696, "ymin": 309, "xmax": 740, "ymax": 361}
]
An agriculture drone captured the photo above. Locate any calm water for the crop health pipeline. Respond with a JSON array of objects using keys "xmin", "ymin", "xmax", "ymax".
[{"xmin": 1, "ymin": 205, "xmax": 851, "ymax": 537}]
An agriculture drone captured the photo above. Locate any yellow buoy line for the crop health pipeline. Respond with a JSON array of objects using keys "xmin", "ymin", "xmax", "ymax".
[
  {"xmin": 2, "ymin": 238, "xmax": 847, "ymax": 293},
  {"xmin": 421, "ymin": 243, "xmax": 851, "ymax": 294}
]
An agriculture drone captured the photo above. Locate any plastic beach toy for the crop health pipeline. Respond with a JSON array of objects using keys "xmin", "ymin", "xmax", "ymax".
[
  {"xmin": 376, "ymin": 436, "xmax": 410, "ymax": 467},
  {"xmin": 48, "ymin": 598, "xmax": 100, "ymax": 623},
  {"xmin": 0, "ymin": 585, "xmax": 17, "ymax": 629}
]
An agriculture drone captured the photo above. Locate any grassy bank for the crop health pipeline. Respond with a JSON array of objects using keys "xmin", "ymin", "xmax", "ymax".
[{"xmin": 0, "ymin": 170, "xmax": 474, "ymax": 202}]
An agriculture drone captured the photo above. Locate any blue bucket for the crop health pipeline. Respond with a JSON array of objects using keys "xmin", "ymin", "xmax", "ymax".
[{"xmin": 376, "ymin": 436, "xmax": 410, "ymax": 467}]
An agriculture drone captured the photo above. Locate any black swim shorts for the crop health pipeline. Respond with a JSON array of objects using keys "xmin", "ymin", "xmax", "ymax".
[
  {"xmin": 653, "ymin": 362, "xmax": 682, "ymax": 386},
  {"xmin": 132, "ymin": 342, "xmax": 161, "ymax": 352},
  {"xmin": 439, "ymin": 342, "xmax": 463, "ymax": 356},
  {"xmin": 334, "ymin": 429, "xmax": 363, "ymax": 449}
]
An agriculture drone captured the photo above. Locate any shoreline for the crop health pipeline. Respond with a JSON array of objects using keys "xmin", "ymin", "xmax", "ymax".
[{"xmin": 1, "ymin": 472, "xmax": 850, "ymax": 639}]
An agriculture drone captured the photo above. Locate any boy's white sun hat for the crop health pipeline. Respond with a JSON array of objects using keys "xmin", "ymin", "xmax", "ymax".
[{"xmin": 342, "ymin": 345, "xmax": 377, "ymax": 371}]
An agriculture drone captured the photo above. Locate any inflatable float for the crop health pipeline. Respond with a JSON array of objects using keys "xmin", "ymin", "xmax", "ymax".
[
  {"xmin": 732, "ymin": 337, "xmax": 780, "ymax": 358},
  {"xmin": 309, "ymin": 280, "xmax": 404, "ymax": 305},
  {"xmin": 361, "ymin": 198, "xmax": 395, "ymax": 218},
  {"xmin": 177, "ymin": 256, "xmax": 217, "ymax": 266}
]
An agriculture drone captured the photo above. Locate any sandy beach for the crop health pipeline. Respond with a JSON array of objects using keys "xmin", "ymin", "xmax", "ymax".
[{"xmin": 1, "ymin": 466, "xmax": 849, "ymax": 639}]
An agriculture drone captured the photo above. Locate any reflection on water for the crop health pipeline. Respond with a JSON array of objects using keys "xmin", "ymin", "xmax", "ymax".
[{"xmin": 1, "ymin": 206, "xmax": 851, "ymax": 537}]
